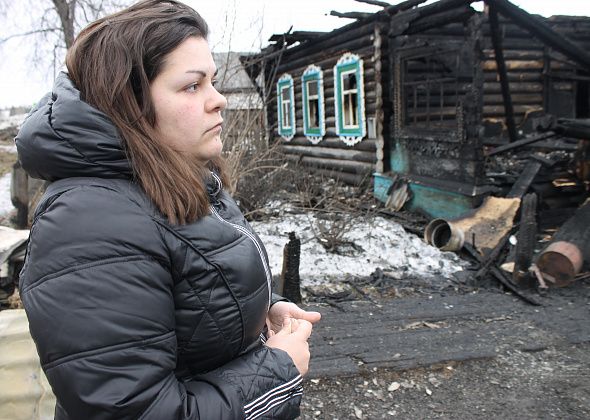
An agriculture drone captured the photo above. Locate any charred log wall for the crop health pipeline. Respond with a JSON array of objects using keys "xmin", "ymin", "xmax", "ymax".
[
  {"xmin": 389, "ymin": 11, "xmax": 485, "ymax": 190},
  {"xmin": 480, "ymin": 15, "xmax": 590, "ymax": 128}
]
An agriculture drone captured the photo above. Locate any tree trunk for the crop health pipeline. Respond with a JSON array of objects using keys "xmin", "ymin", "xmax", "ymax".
[{"xmin": 52, "ymin": 0, "xmax": 76, "ymax": 48}]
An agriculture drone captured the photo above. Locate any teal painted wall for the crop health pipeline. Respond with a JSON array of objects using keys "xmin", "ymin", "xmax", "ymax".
[
  {"xmin": 389, "ymin": 140, "xmax": 409, "ymax": 173},
  {"xmin": 373, "ymin": 173, "xmax": 475, "ymax": 220}
]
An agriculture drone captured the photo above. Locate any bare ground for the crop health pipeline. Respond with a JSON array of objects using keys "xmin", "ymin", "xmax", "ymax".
[
  {"xmin": 297, "ymin": 274, "xmax": 590, "ymax": 420},
  {"xmin": 300, "ymin": 342, "xmax": 590, "ymax": 419}
]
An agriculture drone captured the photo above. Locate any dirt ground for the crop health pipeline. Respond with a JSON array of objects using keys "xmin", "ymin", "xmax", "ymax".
[
  {"xmin": 297, "ymin": 271, "xmax": 590, "ymax": 420},
  {"xmin": 300, "ymin": 342, "xmax": 590, "ymax": 419}
]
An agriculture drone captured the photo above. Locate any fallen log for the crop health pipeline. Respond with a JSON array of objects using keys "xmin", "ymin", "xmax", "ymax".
[
  {"xmin": 486, "ymin": 131, "xmax": 556, "ymax": 156},
  {"xmin": 555, "ymin": 118, "xmax": 590, "ymax": 140}
]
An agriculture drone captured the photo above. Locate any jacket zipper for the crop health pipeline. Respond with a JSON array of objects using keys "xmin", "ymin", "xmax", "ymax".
[{"xmin": 210, "ymin": 205, "xmax": 272, "ymax": 309}]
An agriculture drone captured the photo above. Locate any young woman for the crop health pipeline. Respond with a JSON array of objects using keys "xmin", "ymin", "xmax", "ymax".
[{"xmin": 15, "ymin": 1, "xmax": 320, "ymax": 418}]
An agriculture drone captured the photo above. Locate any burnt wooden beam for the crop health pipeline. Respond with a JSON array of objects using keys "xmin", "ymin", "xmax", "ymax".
[
  {"xmin": 486, "ymin": 0, "xmax": 590, "ymax": 70},
  {"xmin": 330, "ymin": 11, "xmax": 373, "ymax": 20},
  {"xmin": 506, "ymin": 161, "xmax": 542, "ymax": 199},
  {"xmin": 555, "ymin": 118, "xmax": 590, "ymax": 140},
  {"xmin": 268, "ymin": 31, "xmax": 327, "ymax": 44},
  {"xmin": 281, "ymin": 232, "xmax": 302, "ymax": 303},
  {"xmin": 463, "ymin": 243, "xmax": 541, "ymax": 306},
  {"xmin": 354, "ymin": 0, "xmax": 390, "ymax": 7},
  {"xmin": 405, "ymin": 5, "xmax": 474, "ymax": 34},
  {"xmin": 485, "ymin": 131, "xmax": 556, "ymax": 156},
  {"xmin": 474, "ymin": 229, "xmax": 513, "ymax": 280},
  {"xmin": 487, "ymin": 3, "xmax": 518, "ymax": 142},
  {"xmin": 390, "ymin": 0, "xmax": 474, "ymax": 36},
  {"xmin": 407, "ymin": 0, "xmax": 473, "ymax": 19},
  {"xmin": 385, "ymin": 0, "xmax": 429, "ymax": 15}
]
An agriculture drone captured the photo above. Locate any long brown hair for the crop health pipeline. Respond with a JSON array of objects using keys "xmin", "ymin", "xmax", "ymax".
[{"xmin": 66, "ymin": 0, "xmax": 229, "ymax": 224}]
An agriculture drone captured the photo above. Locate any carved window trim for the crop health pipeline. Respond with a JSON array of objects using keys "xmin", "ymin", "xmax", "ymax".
[
  {"xmin": 301, "ymin": 65, "xmax": 325, "ymax": 144},
  {"xmin": 334, "ymin": 53, "xmax": 366, "ymax": 146},
  {"xmin": 277, "ymin": 73, "xmax": 296, "ymax": 141}
]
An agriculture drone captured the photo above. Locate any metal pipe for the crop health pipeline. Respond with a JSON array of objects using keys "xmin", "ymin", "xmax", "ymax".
[
  {"xmin": 424, "ymin": 218, "xmax": 465, "ymax": 251},
  {"xmin": 536, "ymin": 241, "xmax": 583, "ymax": 287}
]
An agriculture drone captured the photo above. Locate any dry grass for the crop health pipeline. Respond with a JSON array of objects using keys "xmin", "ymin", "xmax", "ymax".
[
  {"xmin": 0, "ymin": 150, "xmax": 17, "ymax": 176},
  {"xmin": 0, "ymin": 126, "xmax": 18, "ymax": 175}
]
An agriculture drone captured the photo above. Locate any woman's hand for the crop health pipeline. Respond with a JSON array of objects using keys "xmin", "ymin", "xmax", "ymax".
[
  {"xmin": 266, "ymin": 301, "xmax": 321, "ymax": 335},
  {"xmin": 265, "ymin": 318, "xmax": 313, "ymax": 375}
]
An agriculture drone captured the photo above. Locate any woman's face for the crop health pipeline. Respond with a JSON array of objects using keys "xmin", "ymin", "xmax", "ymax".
[{"xmin": 150, "ymin": 36, "xmax": 227, "ymax": 161}]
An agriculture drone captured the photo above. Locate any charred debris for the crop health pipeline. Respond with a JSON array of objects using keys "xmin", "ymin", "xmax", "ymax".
[{"xmin": 241, "ymin": 0, "xmax": 590, "ymax": 300}]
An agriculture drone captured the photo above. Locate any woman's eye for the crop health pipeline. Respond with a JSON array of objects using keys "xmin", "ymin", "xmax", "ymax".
[
  {"xmin": 212, "ymin": 79, "xmax": 218, "ymax": 88},
  {"xmin": 186, "ymin": 84, "xmax": 198, "ymax": 92}
]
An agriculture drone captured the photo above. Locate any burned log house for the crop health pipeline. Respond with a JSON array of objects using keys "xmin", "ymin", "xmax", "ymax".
[{"xmin": 241, "ymin": 0, "xmax": 590, "ymax": 221}]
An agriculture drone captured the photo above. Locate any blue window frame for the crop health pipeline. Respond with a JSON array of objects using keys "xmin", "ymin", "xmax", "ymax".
[
  {"xmin": 277, "ymin": 74, "xmax": 295, "ymax": 141},
  {"xmin": 334, "ymin": 53, "xmax": 366, "ymax": 146},
  {"xmin": 301, "ymin": 65, "xmax": 325, "ymax": 144}
]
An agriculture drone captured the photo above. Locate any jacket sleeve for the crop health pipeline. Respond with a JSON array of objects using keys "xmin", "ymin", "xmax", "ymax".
[{"xmin": 20, "ymin": 185, "xmax": 301, "ymax": 420}]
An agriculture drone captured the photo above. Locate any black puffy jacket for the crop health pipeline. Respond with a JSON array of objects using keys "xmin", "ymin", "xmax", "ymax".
[{"xmin": 16, "ymin": 73, "xmax": 302, "ymax": 419}]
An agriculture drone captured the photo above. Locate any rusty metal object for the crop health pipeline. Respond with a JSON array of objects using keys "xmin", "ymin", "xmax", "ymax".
[
  {"xmin": 424, "ymin": 219, "xmax": 464, "ymax": 251},
  {"xmin": 536, "ymin": 241, "xmax": 583, "ymax": 287}
]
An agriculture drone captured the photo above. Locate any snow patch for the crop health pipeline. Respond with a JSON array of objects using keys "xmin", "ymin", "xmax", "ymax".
[
  {"xmin": 252, "ymin": 212, "xmax": 464, "ymax": 286},
  {"xmin": 0, "ymin": 173, "xmax": 14, "ymax": 216},
  {"xmin": 0, "ymin": 114, "xmax": 27, "ymax": 131}
]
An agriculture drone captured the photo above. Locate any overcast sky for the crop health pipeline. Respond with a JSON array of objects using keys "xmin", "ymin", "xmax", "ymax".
[{"xmin": 1, "ymin": 0, "xmax": 590, "ymax": 108}]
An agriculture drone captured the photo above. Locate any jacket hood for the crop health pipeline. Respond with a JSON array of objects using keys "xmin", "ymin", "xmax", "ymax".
[{"xmin": 15, "ymin": 72, "xmax": 133, "ymax": 181}]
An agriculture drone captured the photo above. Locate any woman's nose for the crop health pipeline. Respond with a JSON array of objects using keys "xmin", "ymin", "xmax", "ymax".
[{"xmin": 208, "ymin": 87, "xmax": 227, "ymax": 112}]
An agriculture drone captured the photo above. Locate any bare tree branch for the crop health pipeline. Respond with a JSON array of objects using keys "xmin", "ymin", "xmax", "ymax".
[{"xmin": 0, "ymin": 28, "xmax": 61, "ymax": 44}]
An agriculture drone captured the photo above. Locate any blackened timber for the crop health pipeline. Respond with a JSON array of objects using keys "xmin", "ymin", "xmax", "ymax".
[
  {"xmin": 555, "ymin": 118, "xmax": 590, "ymax": 140},
  {"xmin": 389, "ymin": 0, "xmax": 473, "ymax": 37},
  {"xmin": 463, "ymin": 243, "xmax": 541, "ymax": 306},
  {"xmin": 268, "ymin": 31, "xmax": 326, "ymax": 44},
  {"xmin": 330, "ymin": 11, "xmax": 373, "ymax": 20},
  {"xmin": 540, "ymin": 200, "xmax": 590, "ymax": 263},
  {"xmin": 405, "ymin": 6, "xmax": 474, "ymax": 34},
  {"xmin": 256, "ymin": 20, "xmax": 379, "ymax": 64},
  {"xmin": 488, "ymin": 4, "xmax": 517, "ymax": 142},
  {"xmin": 487, "ymin": 0, "xmax": 590, "ymax": 70},
  {"xmin": 281, "ymin": 232, "xmax": 302, "ymax": 303},
  {"xmin": 483, "ymin": 82, "xmax": 543, "ymax": 93},
  {"xmin": 474, "ymin": 229, "xmax": 513, "ymax": 279},
  {"xmin": 402, "ymin": 0, "xmax": 473, "ymax": 19},
  {"xmin": 385, "ymin": 0, "xmax": 428, "ymax": 15},
  {"xmin": 295, "ymin": 156, "xmax": 375, "ymax": 175},
  {"xmin": 355, "ymin": 0, "xmax": 390, "ymax": 7},
  {"xmin": 275, "ymin": 39, "xmax": 377, "ymax": 74},
  {"xmin": 506, "ymin": 161, "xmax": 542, "ymax": 199},
  {"xmin": 284, "ymin": 155, "xmax": 368, "ymax": 185},
  {"xmin": 279, "ymin": 145, "xmax": 376, "ymax": 164},
  {"xmin": 486, "ymin": 132, "xmax": 556, "ymax": 156}
]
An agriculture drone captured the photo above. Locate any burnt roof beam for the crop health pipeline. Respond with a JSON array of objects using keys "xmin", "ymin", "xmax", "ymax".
[
  {"xmin": 354, "ymin": 0, "xmax": 390, "ymax": 7},
  {"xmin": 385, "ymin": 0, "xmax": 429, "ymax": 15},
  {"xmin": 487, "ymin": 4, "xmax": 518, "ymax": 142},
  {"xmin": 486, "ymin": 0, "xmax": 590, "ymax": 71},
  {"xmin": 329, "ymin": 11, "xmax": 374, "ymax": 20}
]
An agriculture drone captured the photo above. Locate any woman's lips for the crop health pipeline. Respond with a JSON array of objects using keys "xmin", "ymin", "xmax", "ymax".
[{"xmin": 206, "ymin": 122, "xmax": 223, "ymax": 133}]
